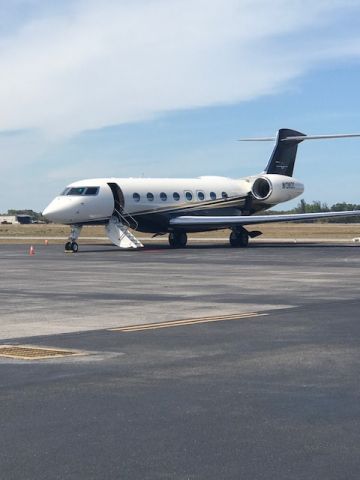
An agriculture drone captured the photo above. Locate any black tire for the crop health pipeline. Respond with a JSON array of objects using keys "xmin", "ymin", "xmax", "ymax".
[
  {"xmin": 229, "ymin": 230, "xmax": 249, "ymax": 248},
  {"xmin": 169, "ymin": 232, "xmax": 188, "ymax": 248},
  {"xmin": 65, "ymin": 241, "xmax": 72, "ymax": 251},
  {"xmin": 229, "ymin": 231, "xmax": 240, "ymax": 247},
  {"xmin": 71, "ymin": 242, "xmax": 79, "ymax": 253},
  {"xmin": 178, "ymin": 232, "xmax": 187, "ymax": 247},
  {"xmin": 168, "ymin": 233, "xmax": 177, "ymax": 248}
]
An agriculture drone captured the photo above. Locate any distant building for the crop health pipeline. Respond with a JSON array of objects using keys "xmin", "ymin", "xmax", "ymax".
[
  {"xmin": 16, "ymin": 215, "xmax": 33, "ymax": 224},
  {"xmin": 0, "ymin": 215, "xmax": 33, "ymax": 224},
  {"xmin": 0, "ymin": 216, "xmax": 18, "ymax": 224}
]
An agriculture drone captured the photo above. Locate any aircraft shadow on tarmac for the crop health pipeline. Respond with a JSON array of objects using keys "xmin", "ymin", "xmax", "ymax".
[{"xmin": 76, "ymin": 242, "xmax": 359, "ymax": 253}]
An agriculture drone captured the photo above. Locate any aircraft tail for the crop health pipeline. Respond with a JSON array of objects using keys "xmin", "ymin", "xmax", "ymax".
[
  {"xmin": 264, "ymin": 128, "xmax": 305, "ymax": 177},
  {"xmin": 239, "ymin": 128, "xmax": 360, "ymax": 178}
]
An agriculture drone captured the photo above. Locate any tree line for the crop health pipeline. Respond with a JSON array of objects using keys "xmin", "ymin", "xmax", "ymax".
[{"xmin": 267, "ymin": 200, "xmax": 360, "ymax": 223}]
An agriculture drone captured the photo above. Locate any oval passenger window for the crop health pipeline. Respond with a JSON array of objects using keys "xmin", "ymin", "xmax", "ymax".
[
  {"xmin": 147, "ymin": 192, "xmax": 154, "ymax": 201},
  {"xmin": 133, "ymin": 193, "xmax": 140, "ymax": 202}
]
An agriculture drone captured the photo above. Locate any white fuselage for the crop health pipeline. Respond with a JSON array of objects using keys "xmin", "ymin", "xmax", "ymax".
[{"xmin": 43, "ymin": 174, "xmax": 304, "ymax": 232}]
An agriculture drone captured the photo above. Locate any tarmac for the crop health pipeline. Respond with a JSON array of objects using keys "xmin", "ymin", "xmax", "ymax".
[{"xmin": 1, "ymin": 241, "xmax": 360, "ymax": 479}]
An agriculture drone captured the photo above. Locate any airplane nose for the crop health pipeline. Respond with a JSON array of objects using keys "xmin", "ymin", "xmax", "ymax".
[
  {"xmin": 42, "ymin": 201, "xmax": 62, "ymax": 222},
  {"xmin": 42, "ymin": 197, "xmax": 78, "ymax": 223},
  {"xmin": 42, "ymin": 204, "xmax": 52, "ymax": 218}
]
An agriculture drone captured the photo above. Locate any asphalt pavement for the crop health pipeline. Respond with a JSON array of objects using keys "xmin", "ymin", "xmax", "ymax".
[{"xmin": 0, "ymin": 242, "xmax": 359, "ymax": 479}]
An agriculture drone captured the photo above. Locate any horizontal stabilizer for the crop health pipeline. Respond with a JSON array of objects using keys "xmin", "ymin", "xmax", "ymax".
[{"xmin": 239, "ymin": 133, "xmax": 360, "ymax": 142}]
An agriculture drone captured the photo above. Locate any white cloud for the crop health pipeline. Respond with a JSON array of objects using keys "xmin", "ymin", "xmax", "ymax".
[{"xmin": 0, "ymin": 0, "xmax": 359, "ymax": 137}]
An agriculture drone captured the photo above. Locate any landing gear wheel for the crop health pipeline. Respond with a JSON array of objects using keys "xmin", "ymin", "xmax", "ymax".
[
  {"xmin": 71, "ymin": 242, "xmax": 79, "ymax": 252},
  {"xmin": 229, "ymin": 230, "xmax": 249, "ymax": 248},
  {"xmin": 169, "ymin": 232, "xmax": 188, "ymax": 248},
  {"xmin": 65, "ymin": 241, "xmax": 79, "ymax": 252},
  {"xmin": 65, "ymin": 225, "xmax": 82, "ymax": 253},
  {"xmin": 65, "ymin": 241, "xmax": 72, "ymax": 251}
]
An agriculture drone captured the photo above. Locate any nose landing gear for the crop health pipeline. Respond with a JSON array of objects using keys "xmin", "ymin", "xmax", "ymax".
[
  {"xmin": 65, "ymin": 241, "xmax": 79, "ymax": 252},
  {"xmin": 65, "ymin": 225, "xmax": 82, "ymax": 253}
]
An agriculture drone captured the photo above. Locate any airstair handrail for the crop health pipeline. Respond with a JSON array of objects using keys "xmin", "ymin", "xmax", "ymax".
[{"xmin": 113, "ymin": 208, "xmax": 139, "ymax": 231}]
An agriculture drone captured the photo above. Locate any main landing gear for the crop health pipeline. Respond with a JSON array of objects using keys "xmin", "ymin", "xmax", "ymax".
[
  {"xmin": 168, "ymin": 231, "xmax": 188, "ymax": 248},
  {"xmin": 229, "ymin": 227, "xmax": 263, "ymax": 247},
  {"xmin": 65, "ymin": 225, "xmax": 82, "ymax": 253},
  {"xmin": 229, "ymin": 228, "xmax": 249, "ymax": 248}
]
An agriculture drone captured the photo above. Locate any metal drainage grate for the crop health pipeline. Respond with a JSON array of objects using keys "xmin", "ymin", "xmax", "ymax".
[{"xmin": 0, "ymin": 345, "xmax": 81, "ymax": 360}]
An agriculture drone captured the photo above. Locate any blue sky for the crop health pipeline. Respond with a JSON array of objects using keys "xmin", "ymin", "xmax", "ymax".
[{"xmin": 1, "ymin": 0, "xmax": 360, "ymax": 212}]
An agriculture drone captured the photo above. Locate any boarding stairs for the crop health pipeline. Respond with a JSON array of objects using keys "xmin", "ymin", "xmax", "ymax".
[{"xmin": 105, "ymin": 212, "xmax": 144, "ymax": 249}]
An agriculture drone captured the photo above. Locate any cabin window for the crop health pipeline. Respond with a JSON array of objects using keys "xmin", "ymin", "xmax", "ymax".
[
  {"xmin": 133, "ymin": 193, "xmax": 140, "ymax": 202},
  {"xmin": 67, "ymin": 187, "xmax": 86, "ymax": 196},
  {"xmin": 197, "ymin": 191, "xmax": 205, "ymax": 201},
  {"xmin": 173, "ymin": 192, "xmax": 180, "ymax": 201},
  {"xmin": 160, "ymin": 192, "xmax": 167, "ymax": 201},
  {"xmin": 210, "ymin": 192, "xmax": 216, "ymax": 200},
  {"xmin": 185, "ymin": 191, "xmax": 193, "ymax": 201},
  {"xmin": 60, "ymin": 188, "xmax": 70, "ymax": 196},
  {"xmin": 222, "ymin": 192, "xmax": 228, "ymax": 199},
  {"xmin": 85, "ymin": 187, "xmax": 99, "ymax": 195},
  {"xmin": 147, "ymin": 192, "xmax": 154, "ymax": 201}
]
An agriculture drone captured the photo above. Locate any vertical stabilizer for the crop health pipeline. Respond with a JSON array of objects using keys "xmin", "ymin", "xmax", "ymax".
[{"xmin": 264, "ymin": 128, "xmax": 306, "ymax": 177}]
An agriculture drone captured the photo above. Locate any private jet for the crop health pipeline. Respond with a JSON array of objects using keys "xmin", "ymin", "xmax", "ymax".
[{"xmin": 43, "ymin": 128, "xmax": 360, "ymax": 251}]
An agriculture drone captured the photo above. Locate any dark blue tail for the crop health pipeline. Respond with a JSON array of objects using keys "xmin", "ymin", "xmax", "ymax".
[{"xmin": 264, "ymin": 128, "xmax": 306, "ymax": 177}]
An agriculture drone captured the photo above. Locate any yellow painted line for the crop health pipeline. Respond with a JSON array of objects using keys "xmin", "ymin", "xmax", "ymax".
[
  {"xmin": 110, "ymin": 312, "xmax": 268, "ymax": 332},
  {"xmin": 119, "ymin": 313, "xmax": 259, "ymax": 330}
]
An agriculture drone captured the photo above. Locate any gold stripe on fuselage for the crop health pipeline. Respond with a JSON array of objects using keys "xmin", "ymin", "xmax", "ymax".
[{"xmin": 127, "ymin": 194, "xmax": 249, "ymax": 218}]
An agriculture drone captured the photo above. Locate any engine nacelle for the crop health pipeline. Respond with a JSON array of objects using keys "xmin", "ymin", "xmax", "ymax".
[{"xmin": 251, "ymin": 174, "xmax": 304, "ymax": 204}]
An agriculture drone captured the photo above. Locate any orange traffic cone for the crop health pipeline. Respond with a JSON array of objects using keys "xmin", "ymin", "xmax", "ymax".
[{"xmin": 29, "ymin": 245, "xmax": 35, "ymax": 255}]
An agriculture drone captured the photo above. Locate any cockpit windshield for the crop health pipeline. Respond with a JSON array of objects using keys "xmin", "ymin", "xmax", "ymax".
[
  {"xmin": 60, "ymin": 187, "xmax": 99, "ymax": 196},
  {"xmin": 68, "ymin": 187, "xmax": 86, "ymax": 195},
  {"xmin": 85, "ymin": 187, "xmax": 99, "ymax": 195}
]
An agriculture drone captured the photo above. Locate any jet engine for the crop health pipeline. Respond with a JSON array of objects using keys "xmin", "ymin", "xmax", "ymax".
[{"xmin": 251, "ymin": 174, "xmax": 304, "ymax": 204}]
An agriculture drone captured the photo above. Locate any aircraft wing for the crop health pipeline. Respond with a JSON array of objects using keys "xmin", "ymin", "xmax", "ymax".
[{"xmin": 170, "ymin": 210, "xmax": 360, "ymax": 228}]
